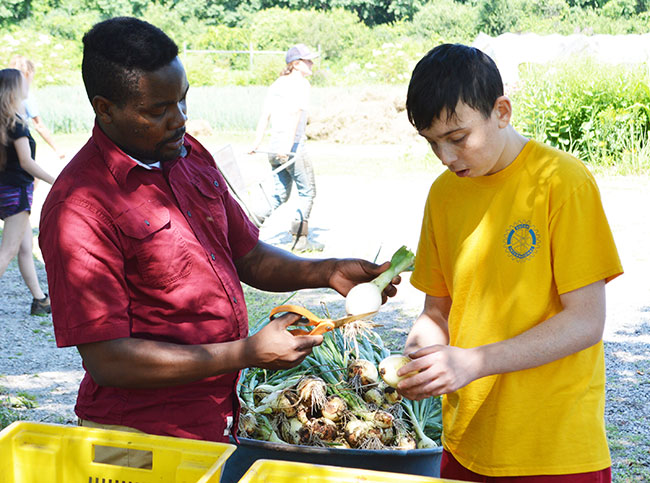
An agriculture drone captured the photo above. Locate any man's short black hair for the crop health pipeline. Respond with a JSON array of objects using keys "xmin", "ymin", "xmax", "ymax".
[
  {"xmin": 406, "ymin": 44, "xmax": 504, "ymax": 132},
  {"xmin": 82, "ymin": 16, "xmax": 179, "ymax": 106}
]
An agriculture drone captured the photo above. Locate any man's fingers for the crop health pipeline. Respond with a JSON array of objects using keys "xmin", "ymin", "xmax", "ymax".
[
  {"xmin": 293, "ymin": 334, "xmax": 323, "ymax": 350},
  {"xmin": 272, "ymin": 312, "xmax": 304, "ymax": 329}
]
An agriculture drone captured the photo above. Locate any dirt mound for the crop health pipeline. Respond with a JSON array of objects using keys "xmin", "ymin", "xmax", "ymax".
[{"xmin": 307, "ymin": 88, "xmax": 420, "ymax": 144}]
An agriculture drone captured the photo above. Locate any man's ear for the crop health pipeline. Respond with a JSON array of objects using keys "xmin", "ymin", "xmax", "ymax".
[
  {"xmin": 91, "ymin": 95, "xmax": 115, "ymax": 124},
  {"xmin": 493, "ymin": 95, "xmax": 512, "ymax": 128}
]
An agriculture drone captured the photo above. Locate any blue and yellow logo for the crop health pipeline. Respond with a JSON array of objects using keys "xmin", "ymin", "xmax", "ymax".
[{"xmin": 504, "ymin": 221, "xmax": 540, "ymax": 261}]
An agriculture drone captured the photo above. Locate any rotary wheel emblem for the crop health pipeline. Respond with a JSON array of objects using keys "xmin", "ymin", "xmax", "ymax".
[{"xmin": 504, "ymin": 222, "xmax": 540, "ymax": 261}]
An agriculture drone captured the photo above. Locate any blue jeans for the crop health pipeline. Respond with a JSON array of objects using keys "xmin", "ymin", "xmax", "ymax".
[{"xmin": 262, "ymin": 143, "xmax": 316, "ymax": 223}]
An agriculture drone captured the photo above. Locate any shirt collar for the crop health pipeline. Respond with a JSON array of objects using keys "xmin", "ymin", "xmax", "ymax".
[{"xmin": 91, "ymin": 122, "xmax": 190, "ymax": 186}]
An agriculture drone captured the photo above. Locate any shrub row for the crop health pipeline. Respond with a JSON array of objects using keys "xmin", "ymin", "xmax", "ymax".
[{"xmin": 2, "ymin": 3, "xmax": 650, "ymax": 87}]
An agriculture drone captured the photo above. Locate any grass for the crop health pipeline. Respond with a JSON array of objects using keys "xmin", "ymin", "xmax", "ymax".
[
  {"xmin": 0, "ymin": 387, "xmax": 36, "ymax": 430},
  {"xmin": 607, "ymin": 424, "xmax": 650, "ymax": 482},
  {"xmin": 0, "ymin": 405, "xmax": 24, "ymax": 430}
]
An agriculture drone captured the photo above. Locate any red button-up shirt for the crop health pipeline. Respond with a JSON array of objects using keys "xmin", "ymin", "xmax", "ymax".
[{"xmin": 39, "ymin": 124, "xmax": 259, "ymax": 441}]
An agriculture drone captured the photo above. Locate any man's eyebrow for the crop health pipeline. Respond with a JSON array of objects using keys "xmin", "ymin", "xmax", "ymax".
[{"xmin": 151, "ymin": 85, "xmax": 190, "ymax": 108}]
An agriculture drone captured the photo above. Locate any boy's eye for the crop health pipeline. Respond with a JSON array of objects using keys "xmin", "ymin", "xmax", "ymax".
[{"xmin": 451, "ymin": 135, "xmax": 466, "ymax": 144}]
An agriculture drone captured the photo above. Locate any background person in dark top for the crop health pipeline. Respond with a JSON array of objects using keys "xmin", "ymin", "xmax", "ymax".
[{"xmin": 0, "ymin": 68, "xmax": 55, "ymax": 315}]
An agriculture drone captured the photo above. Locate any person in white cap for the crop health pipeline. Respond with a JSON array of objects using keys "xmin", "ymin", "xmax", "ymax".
[{"xmin": 249, "ymin": 43, "xmax": 323, "ymax": 252}]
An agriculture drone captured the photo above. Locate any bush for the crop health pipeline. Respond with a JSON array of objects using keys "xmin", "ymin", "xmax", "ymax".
[
  {"xmin": 512, "ymin": 57, "xmax": 650, "ymax": 171},
  {"xmin": 557, "ymin": 7, "xmax": 650, "ymax": 34},
  {"xmin": 0, "ymin": 28, "xmax": 82, "ymax": 86},
  {"xmin": 139, "ymin": 3, "xmax": 209, "ymax": 48},
  {"xmin": 249, "ymin": 7, "xmax": 368, "ymax": 62},
  {"xmin": 32, "ymin": 9, "xmax": 100, "ymax": 41},
  {"xmin": 409, "ymin": 0, "xmax": 478, "ymax": 44},
  {"xmin": 477, "ymin": 0, "xmax": 522, "ymax": 36}
]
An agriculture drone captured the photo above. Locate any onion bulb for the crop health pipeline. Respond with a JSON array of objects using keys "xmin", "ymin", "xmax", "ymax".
[
  {"xmin": 297, "ymin": 376, "xmax": 328, "ymax": 412},
  {"xmin": 345, "ymin": 246, "xmax": 415, "ymax": 316},
  {"xmin": 345, "ymin": 283, "xmax": 383, "ymax": 316},
  {"xmin": 308, "ymin": 417, "xmax": 338, "ymax": 442},
  {"xmin": 321, "ymin": 395, "xmax": 347, "ymax": 422},
  {"xmin": 363, "ymin": 387, "xmax": 384, "ymax": 407},
  {"xmin": 380, "ymin": 425, "xmax": 395, "ymax": 445},
  {"xmin": 378, "ymin": 355, "xmax": 416, "ymax": 388},
  {"xmin": 394, "ymin": 433, "xmax": 417, "ymax": 450},
  {"xmin": 239, "ymin": 412, "xmax": 257, "ymax": 436},
  {"xmin": 280, "ymin": 417, "xmax": 305, "ymax": 445},
  {"xmin": 344, "ymin": 419, "xmax": 372, "ymax": 448},
  {"xmin": 347, "ymin": 359, "xmax": 378, "ymax": 387},
  {"xmin": 382, "ymin": 385, "xmax": 402, "ymax": 406}
]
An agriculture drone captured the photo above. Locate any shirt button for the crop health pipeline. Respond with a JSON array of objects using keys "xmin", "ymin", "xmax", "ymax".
[
  {"xmin": 144, "ymin": 220, "xmax": 150, "ymax": 226},
  {"xmin": 211, "ymin": 253, "xmax": 216, "ymax": 260},
  {"xmin": 213, "ymin": 180, "xmax": 219, "ymax": 187},
  {"xmin": 233, "ymin": 296, "xmax": 238, "ymax": 304},
  {"xmin": 186, "ymin": 210, "xmax": 192, "ymax": 217}
]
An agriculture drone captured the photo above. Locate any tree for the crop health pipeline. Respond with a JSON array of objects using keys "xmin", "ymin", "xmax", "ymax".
[{"xmin": 477, "ymin": 0, "xmax": 519, "ymax": 36}]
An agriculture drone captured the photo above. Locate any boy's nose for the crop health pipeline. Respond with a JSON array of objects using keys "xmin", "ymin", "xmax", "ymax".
[{"xmin": 437, "ymin": 145, "xmax": 456, "ymax": 166}]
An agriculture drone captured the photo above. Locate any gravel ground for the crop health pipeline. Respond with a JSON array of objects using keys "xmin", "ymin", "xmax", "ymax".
[{"xmin": 0, "ymin": 144, "xmax": 648, "ymax": 481}]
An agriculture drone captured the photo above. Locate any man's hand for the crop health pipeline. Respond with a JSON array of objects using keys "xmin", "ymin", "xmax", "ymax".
[
  {"xmin": 244, "ymin": 312, "xmax": 323, "ymax": 369},
  {"xmin": 235, "ymin": 241, "xmax": 400, "ymax": 302},
  {"xmin": 329, "ymin": 259, "xmax": 399, "ymax": 303}
]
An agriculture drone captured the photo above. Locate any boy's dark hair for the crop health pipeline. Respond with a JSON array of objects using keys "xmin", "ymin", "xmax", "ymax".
[
  {"xmin": 82, "ymin": 17, "xmax": 179, "ymax": 106},
  {"xmin": 406, "ymin": 44, "xmax": 504, "ymax": 131}
]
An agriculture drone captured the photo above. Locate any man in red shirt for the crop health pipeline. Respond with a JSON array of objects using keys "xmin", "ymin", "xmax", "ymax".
[{"xmin": 39, "ymin": 17, "xmax": 397, "ymax": 450}]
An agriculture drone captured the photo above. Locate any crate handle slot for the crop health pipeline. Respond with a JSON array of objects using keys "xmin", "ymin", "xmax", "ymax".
[{"xmin": 92, "ymin": 443, "xmax": 153, "ymax": 470}]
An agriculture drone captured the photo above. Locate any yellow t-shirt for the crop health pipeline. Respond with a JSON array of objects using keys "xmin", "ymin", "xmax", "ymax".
[{"xmin": 411, "ymin": 140, "xmax": 623, "ymax": 476}]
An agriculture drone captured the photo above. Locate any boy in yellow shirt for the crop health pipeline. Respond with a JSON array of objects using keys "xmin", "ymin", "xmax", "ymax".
[{"xmin": 397, "ymin": 44, "xmax": 622, "ymax": 481}]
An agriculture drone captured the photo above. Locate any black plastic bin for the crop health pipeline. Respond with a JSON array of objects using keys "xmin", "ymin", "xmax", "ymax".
[{"xmin": 220, "ymin": 437, "xmax": 442, "ymax": 483}]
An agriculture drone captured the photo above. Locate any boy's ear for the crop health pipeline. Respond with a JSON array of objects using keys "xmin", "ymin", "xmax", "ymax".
[
  {"xmin": 493, "ymin": 95, "xmax": 512, "ymax": 128},
  {"xmin": 91, "ymin": 95, "xmax": 115, "ymax": 124}
]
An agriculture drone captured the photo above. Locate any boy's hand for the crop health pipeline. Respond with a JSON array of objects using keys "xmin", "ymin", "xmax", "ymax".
[{"xmin": 396, "ymin": 345, "xmax": 480, "ymax": 400}]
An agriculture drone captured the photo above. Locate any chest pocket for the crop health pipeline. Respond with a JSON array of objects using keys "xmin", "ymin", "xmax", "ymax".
[
  {"xmin": 191, "ymin": 170, "xmax": 231, "ymax": 246},
  {"xmin": 116, "ymin": 200, "xmax": 193, "ymax": 289}
]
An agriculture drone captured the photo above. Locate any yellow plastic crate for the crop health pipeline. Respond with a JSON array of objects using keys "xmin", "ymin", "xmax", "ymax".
[
  {"xmin": 0, "ymin": 421, "xmax": 236, "ymax": 483},
  {"xmin": 238, "ymin": 459, "xmax": 464, "ymax": 483}
]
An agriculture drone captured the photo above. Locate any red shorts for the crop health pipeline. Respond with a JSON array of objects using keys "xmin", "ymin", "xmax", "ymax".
[{"xmin": 441, "ymin": 449, "xmax": 611, "ymax": 482}]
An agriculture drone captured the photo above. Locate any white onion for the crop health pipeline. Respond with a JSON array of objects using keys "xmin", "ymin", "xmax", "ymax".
[
  {"xmin": 347, "ymin": 359, "xmax": 379, "ymax": 386},
  {"xmin": 345, "ymin": 282, "xmax": 382, "ymax": 316},
  {"xmin": 378, "ymin": 355, "xmax": 415, "ymax": 388}
]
